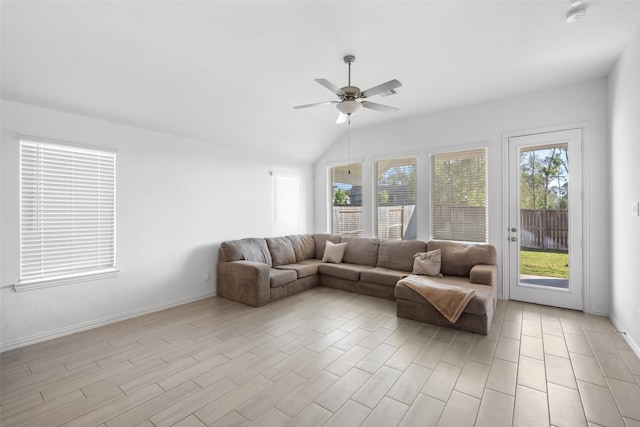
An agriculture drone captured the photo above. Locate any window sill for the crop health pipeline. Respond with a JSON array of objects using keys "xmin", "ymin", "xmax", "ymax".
[{"xmin": 13, "ymin": 269, "xmax": 120, "ymax": 292}]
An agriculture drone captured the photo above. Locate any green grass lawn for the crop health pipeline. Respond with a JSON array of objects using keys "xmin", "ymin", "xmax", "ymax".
[{"xmin": 520, "ymin": 248, "xmax": 569, "ymax": 278}]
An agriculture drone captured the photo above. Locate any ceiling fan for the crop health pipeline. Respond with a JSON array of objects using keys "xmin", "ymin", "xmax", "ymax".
[{"xmin": 294, "ymin": 55, "xmax": 402, "ymax": 124}]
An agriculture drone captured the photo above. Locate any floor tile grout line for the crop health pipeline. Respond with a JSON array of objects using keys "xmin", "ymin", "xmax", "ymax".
[{"xmin": 2, "ymin": 291, "xmax": 639, "ymax": 427}]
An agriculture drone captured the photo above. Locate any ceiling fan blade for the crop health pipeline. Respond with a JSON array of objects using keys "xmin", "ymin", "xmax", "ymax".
[
  {"xmin": 293, "ymin": 101, "xmax": 336, "ymax": 109},
  {"xmin": 361, "ymin": 101, "xmax": 399, "ymax": 113},
  {"xmin": 336, "ymin": 112, "xmax": 347, "ymax": 124},
  {"xmin": 315, "ymin": 78, "xmax": 345, "ymax": 96},
  {"xmin": 361, "ymin": 79, "xmax": 402, "ymax": 98}
]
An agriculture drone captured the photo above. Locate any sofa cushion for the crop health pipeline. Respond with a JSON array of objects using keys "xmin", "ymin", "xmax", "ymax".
[
  {"xmin": 377, "ymin": 240, "xmax": 427, "ymax": 271},
  {"xmin": 318, "ymin": 263, "xmax": 374, "ymax": 282},
  {"xmin": 341, "ymin": 236, "xmax": 380, "ymax": 267},
  {"xmin": 287, "ymin": 234, "xmax": 316, "ymax": 262},
  {"xmin": 275, "ymin": 259, "xmax": 323, "ymax": 278},
  {"xmin": 412, "ymin": 249, "xmax": 443, "ymax": 277},
  {"xmin": 269, "ymin": 268, "xmax": 297, "ymax": 288},
  {"xmin": 266, "ymin": 237, "xmax": 296, "ymax": 267},
  {"xmin": 360, "ymin": 267, "xmax": 408, "ymax": 287},
  {"xmin": 322, "ymin": 241, "xmax": 347, "ymax": 263},
  {"xmin": 314, "ymin": 234, "xmax": 343, "ymax": 260},
  {"xmin": 219, "ymin": 238, "xmax": 272, "ymax": 267},
  {"xmin": 427, "ymin": 240, "xmax": 497, "ymax": 277},
  {"xmin": 395, "ymin": 276, "xmax": 493, "ymax": 316}
]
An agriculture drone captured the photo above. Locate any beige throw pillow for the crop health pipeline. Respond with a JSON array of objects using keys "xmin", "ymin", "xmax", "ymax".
[
  {"xmin": 412, "ymin": 249, "xmax": 443, "ymax": 277},
  {"xmin": 322, "ymin": 241, "xmax": 347, "ymax": 264}
]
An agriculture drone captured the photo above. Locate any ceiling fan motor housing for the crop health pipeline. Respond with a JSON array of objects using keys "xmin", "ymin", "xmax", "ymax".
[{"xmin": 341, "ymin": 86, "xmax": 361, "ymax": 98}]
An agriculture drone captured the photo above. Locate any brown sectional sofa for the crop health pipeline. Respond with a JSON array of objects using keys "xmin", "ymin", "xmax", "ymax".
[{"xmin": 217, "ymin": 234, "xmax": 497, "ymax": 334}]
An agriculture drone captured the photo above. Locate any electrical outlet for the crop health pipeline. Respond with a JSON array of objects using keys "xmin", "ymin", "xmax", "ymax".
[{"xmin": 203, "ymin": 272, "xmax": 210, "ymax": 281}]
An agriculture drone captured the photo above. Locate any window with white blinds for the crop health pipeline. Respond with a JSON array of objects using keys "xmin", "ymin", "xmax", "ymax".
[
  {"xmin": 19, "ymin": 139, "xmax": 116, "ymax": 286},
  {"xmin": 271, "ymin": 173, "xmax": 300, "ymax": 236},
  {"xmin": 375, "ymin": 156, "xmax": 417, "ymax": 241},
  {"xmin": 431, "ymin": 148, "xmax": 487, "ymax": 242},
  {"xmin": 328, "ymin": 163, "xmax": 362, "ymax": 236}
]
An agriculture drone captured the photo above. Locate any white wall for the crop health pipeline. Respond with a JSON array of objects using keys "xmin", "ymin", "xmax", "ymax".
[
  {"xmin": 0, "ymin": 100, "xmax": 314, "ymax": 351},
  {"xmin": 609, "ymin": 26, "xmax": 640, "ymax": 353},
  {"xmin": 314, "ymin": 79, "xmax": 610, "ymax": 315}
]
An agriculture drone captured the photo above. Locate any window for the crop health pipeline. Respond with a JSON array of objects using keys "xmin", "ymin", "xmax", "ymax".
[
  {"xmin": 19, "ymin": 138, "xmax": 116, "ymax": 288},
  {"xmin": 431, "ymin": 148, "xmax": 487, "ymax": 242},
  {"xmin": 375, "ymin": 156, "xmax": 417, "ymax": 240},
  {"xmin": 328, "ymin": 163, "xmax": 362, "ymax": 236},
  {"xmin": 271, "ymin": 172, "xmax": 300, "ymax": 236}
]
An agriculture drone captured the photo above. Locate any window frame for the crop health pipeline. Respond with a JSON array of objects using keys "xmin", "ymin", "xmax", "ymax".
[
  {"xmin": 16, "ymin": 137, "xmax": 118, "ymax": 291},
  {"xmin": 430, "ymin": 146, "xmax": 488, "ymax": 243},
  {"xmin": 271, "ymin": 171, "xmax": 301, "ymax": 237},
  {"xmin": 373, "ymin": 154, "xmax": 418, "ymax": 241},
  {"xmin": 327, "ymin": 162, "xmax": 363, "ymax": 236}
]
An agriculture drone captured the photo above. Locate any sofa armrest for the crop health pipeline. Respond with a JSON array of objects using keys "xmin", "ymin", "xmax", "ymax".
[
  {"xmin": 217, "ymin": 261, "xmax": 270, "ymax": 307},
  {"xmin": 470, "ymin": 264, "xmax": 498, "ymax": 308},
  {"xmin": 470, "ymin": 264, "xmax": 497, "ymax": 287}
]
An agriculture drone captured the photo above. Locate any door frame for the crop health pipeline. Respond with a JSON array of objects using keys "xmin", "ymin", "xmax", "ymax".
[{"xmin": 501, "ymin": 122, "xmax": 590, "ymax": 311}]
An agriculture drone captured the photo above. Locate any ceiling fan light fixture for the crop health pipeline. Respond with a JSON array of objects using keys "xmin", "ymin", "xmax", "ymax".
[{"xmin": 336, "ymin": 100, "xmax": 362, "ymax": 115}]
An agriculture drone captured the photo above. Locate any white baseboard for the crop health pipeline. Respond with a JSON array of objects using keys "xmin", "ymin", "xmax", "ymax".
[
  {"xmin": 0, "ymin": 291, "xmax": 216, "ymax": 353},
  {"xmin": 609, "ymin": 313, "xmax": 640, "ymax": 359},
  {"xmin": 588, "ymin": 309, "xmax": 610, "ymax": 317}
]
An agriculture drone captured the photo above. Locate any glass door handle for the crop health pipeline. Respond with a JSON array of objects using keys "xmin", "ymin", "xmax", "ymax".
[
  {"xmin": 510, "ymin": 237, "xmax": 518, "ymax": 242},
  {"xmin": 510, "ymin": 227, "xmax": 517, "ymax": 232}
]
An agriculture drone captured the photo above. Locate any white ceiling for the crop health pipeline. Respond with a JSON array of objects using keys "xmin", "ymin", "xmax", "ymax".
[{"xmin": 2, "ymin": 1, "xmax": 640, "ymax": 162}]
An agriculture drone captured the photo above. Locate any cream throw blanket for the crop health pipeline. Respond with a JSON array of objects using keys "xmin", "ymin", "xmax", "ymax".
[{"xmin": 398, "ymin": 275, "xmax": 476, "ymax": 323}]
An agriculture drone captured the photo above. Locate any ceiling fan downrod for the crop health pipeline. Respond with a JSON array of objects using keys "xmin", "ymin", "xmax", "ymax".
[{"xmin": 344, "ymin": 55, "xmax": 355, "ymax": 87}]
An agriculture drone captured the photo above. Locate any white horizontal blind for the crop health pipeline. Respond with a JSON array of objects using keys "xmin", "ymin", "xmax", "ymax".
[
  {"xmin": 375, "ymin": 156, "xmax": 417, "ymax": 241},
  {"xmin": 271, "ymin": 173, "xmax": 300, "ymax": 236},
  {"xmin": 431, "ymin": 148, "xmax": 487, "ymax": 242},
  {"xmin": 328, "ymin": 163, "xmax": 362, "ymax": 236},
  {"xmin": 20, "ymin": 139, "xmax": 116, "ymax": 283}
]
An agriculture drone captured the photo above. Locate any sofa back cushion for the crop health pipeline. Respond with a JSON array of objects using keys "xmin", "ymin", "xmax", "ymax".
[
  {"xmin": 341, "ymin": 236, "xmax": 380, "ymax": 267},
  {"xmin": 219, "ymin": 238, "xmax": 273, "ymax": 267},
  {"xmin": 427, "ymin": 240, "xmax": 496, "ymax": 277},
  {"xmin": 377, "ymin": 240, "xmax": 427, "ymax": 272},
  {"xmin": 287, "ymin": 234, "xmax": 316, "ymax": 262},
  {"xmin": 313, "ymin": 234, "xmax": 343, "ymax": 260},
  {"xmin": 266, "ymin": 237, "xmax": 296, "ymax": 266}
]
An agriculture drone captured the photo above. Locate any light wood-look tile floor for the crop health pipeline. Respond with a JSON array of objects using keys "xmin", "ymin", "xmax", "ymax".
[{"xmin": 2, "ymin": 287, "xmax": 640, "ymax": 427}]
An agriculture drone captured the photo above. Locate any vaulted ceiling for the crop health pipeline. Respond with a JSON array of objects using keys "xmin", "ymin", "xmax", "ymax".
[{"xmin": 2, "ymin": 1, "xmax": 640, "ymax": 162}]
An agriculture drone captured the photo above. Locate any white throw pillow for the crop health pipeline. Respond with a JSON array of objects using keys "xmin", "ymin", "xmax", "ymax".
[
  {"xmin": 322, "ymin": 241, "xmax": 347, "ymax": 264},
  {"xmin": 412, "ymin": 249, "xmax": 443, "ymax": 277}
]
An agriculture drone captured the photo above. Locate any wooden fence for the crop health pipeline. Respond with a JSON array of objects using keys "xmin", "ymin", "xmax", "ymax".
[
  {"xmin": 331, "ymin": 206, "xmax": 568, "ymax": 250},
  {"xmin": 520, "ymin": 209, "xmax": 568, "ymax": 251},
  {"xmin": 332, "ymin": 205, "xmax": 415, "ymax": 239},
  {"xmin": 332, "ymin": 206, "xmax": 363, "ymax": 236},
  {"xmin": 377, "ymin": 205, "xmax": 416, "ymax": 240}
]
